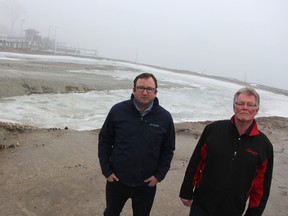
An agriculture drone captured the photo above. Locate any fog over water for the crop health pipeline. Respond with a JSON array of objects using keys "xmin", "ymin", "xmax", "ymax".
[
  {"xmin": 0, "ymin": 0, "xmax": 287, "ymax": 90},
  {"xmin": 0, "ymin": 53, "xmax": 287, "ymax": 130}
]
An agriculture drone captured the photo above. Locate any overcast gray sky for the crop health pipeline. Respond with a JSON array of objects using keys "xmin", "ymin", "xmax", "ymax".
[{"xmin": 1, "ymin": 0, "xmax": 287, "ymax": 90}]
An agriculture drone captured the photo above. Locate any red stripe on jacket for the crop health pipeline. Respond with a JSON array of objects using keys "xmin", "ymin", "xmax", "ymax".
[
  {"xmin": 248, "ymin": 159, "xmax": 268, "ymax": 208},
  {"xmin": 192, "ymin": 143, "xmax": 208, "ymax": 187}
]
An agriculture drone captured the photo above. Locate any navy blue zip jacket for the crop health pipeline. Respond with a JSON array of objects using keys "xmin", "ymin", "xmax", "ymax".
[
  {"xmin": 179, "ymin": 116, "xmax": 273, "ymax": 216},
  {"xmin": 98, "ymin": 94, "xmax": 175, "ymax": 186}
]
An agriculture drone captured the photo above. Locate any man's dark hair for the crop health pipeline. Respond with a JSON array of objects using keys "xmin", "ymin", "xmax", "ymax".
[{"xmin": 133, "ymin": 73, "xmax": 158, "ymax": 88}]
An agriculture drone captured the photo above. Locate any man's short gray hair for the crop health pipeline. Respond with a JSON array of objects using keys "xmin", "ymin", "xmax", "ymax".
[{"xmin": 233, "ymin": 87, "xmax": 260, "ymax": 107}]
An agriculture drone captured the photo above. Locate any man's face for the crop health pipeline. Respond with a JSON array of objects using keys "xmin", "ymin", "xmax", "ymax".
[
  {"xmin": 133, "ymin": 77, "xmax": 157, "ymax": 109},
  {"xmin": 233, "ymin": 93, "xmax": 259, "ymax": 122}
]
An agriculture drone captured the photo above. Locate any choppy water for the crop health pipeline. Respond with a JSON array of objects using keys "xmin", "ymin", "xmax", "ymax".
[{"xmin": 1, "ymin": 52, "xmax": 288, "ymax": 130}]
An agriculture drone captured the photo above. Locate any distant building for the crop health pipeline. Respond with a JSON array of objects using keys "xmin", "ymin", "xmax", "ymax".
[
  {"xmin": 25, "ymin": 29, "xmax": 48, "ymax": 49},
  {"xmin": 0, "ymin": 28, "xmax": 97, "ymax": 57}
]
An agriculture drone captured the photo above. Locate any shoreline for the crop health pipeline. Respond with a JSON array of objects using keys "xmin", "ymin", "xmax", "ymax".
[{"xmin": 1, "ymin": 49, "xmax": 287, "ymax": 99}]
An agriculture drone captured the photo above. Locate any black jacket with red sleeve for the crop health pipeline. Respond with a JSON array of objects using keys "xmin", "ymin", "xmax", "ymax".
[{"xmin": 179, "ymin": 116, "xmax": 273, "ymax": 216}]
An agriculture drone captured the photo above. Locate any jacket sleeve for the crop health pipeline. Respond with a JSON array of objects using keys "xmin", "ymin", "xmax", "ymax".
[
  {"xmin": 179, "ymin": 124, "xmax": 211, "ymax": 200},
  {"xmin": 154, "ymin": 115, "xmax": 176, "ymax": 182},
  {"xmin": 244, "ymin": 138, "xmax": 274, "ymax": 216},
  {"xmin": 98, "ymin": 111, "xmax": 114, "ymax": 178}
]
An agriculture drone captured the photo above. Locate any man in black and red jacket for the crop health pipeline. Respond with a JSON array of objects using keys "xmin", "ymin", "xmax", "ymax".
[{"xmin": 179, "ymin": 87, "xmax": 273, "ymax": 216}]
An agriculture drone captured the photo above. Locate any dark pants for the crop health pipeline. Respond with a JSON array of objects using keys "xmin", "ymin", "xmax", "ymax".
[
  {"xmin": 104, "ymin": 181, "xmax": 156, "ymax": 216},
  {"xmin": 189, "ymin": 201, "xmax": 209, "ymax": 216}
]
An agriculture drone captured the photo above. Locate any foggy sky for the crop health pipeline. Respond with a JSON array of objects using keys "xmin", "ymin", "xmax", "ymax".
[{"xmin": 0, "ymin": 0, "xmax": 287, "ymax": 90}]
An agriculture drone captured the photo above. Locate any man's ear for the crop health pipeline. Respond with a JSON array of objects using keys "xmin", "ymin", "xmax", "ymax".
[
  {"xmin": 256, "ymin": 107, "xmax": 259, "ymax": 113},
  {"xmin": 133, "ymin": 87, "xmax": 136, "ymax": 92}
]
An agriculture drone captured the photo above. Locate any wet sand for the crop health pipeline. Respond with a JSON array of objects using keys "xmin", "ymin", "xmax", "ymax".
[{"xmin": 1, "ymin": 117, "xmax": 287, "ymax": 216}]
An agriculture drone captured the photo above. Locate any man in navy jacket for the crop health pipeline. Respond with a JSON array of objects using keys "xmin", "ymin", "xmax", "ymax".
[
  {"xmin": 99, "ymin": 73, "xmax": 175, "ymax": 216},
  {"xmin": 179, "ymin": 87, "xmax": 273, "ymax": 216}
]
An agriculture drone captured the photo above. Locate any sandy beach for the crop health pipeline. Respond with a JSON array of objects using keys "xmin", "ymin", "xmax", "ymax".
[{"xmin": 0, "ymin": 51, "xmax": 288, "ymax": 215}]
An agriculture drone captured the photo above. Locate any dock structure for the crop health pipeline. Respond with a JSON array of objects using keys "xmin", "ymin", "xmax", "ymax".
[
  {"xmin": 0, "ymin": 35, "xmax": 27, "ymax": 48},
  {"xmin": 0, "ymin": 31, "xmax": 97, "ymax": 57}
]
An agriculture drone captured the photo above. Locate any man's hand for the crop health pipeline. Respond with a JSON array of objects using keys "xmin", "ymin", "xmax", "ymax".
[
  {"xmin": 107, "ymin": 173, "xmax": 119, "ymax": 182},
  {"xmin": 181, "ymin": 198, "xmax": 192, "ymax": 207},
  {"xmin": 144, "ymin": 176, "xmax": 158, "ymax": 187}
]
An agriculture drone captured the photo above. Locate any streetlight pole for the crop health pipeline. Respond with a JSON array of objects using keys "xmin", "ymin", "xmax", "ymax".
[
  {"xmin": 48, "ymin": 25, "xmax": 52, "ymax": 38},
  {"xmin": 54, "ymin": 26, "xmax": 57, "ymax": 53},
  {"xmin": 20, "ymin": 19, "xmax": 25, "ymax": 37},
  {"xmin": 20, "ymin": 19, "xmax": 25, "ymax": 48},
  {"xmin": 47, "ymin": 25, "xmax": 52, "ymax": 50}
]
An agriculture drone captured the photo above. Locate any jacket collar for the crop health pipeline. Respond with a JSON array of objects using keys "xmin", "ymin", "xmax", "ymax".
[{"xmin": 230, "ymin": 115, "xmax": 260, "ymax": 136}]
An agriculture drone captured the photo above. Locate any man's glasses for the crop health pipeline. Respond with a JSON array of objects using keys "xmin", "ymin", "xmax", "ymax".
[
  {"xmin": 136, "ymin": 86, "xmax": 156, "ymax": 93},
  {"xmin": 235, "ymin": 102, "xmax": 257, "ymax": 108}
]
